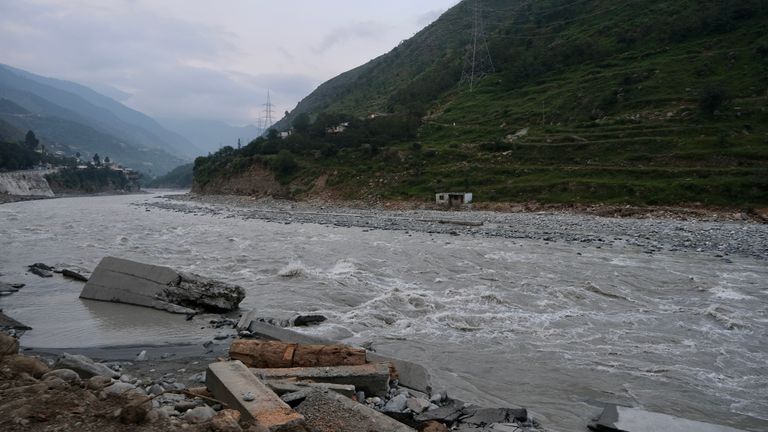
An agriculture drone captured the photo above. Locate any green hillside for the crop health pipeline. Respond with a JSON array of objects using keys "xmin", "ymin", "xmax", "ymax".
[{"xmin": 196, "ymin": 0, "xmax": 768, "ymax": 208}]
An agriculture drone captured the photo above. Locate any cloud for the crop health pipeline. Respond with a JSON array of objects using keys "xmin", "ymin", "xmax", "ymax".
[
  {"xmin": 0, "ymin": 0, "xmax": 459, "ymax": 125},
  {"xmin": 314, "ymin": 21, "xmax": 392, "ymax": 54},
  {"xmin": 417, "ymin": 8, "xmax": 448, "ymax": 27}
]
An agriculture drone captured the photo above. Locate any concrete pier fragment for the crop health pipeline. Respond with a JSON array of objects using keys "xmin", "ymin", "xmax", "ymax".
[
  {"xmin": 206, "ymin": 361, "xmax": 306, "ymax": 431},
  {"xmin": 251, "ymin": 363, "xmax": 391, "ymax": 397}
]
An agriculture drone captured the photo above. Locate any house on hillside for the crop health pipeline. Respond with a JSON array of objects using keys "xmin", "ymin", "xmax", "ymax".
[
  {"xmin": 435, "ymin": 192, "xmax": 473, "ymax": 207},
  {"xmin": 326, "ymin": 122, "xmax": 349, "ymax": 134}
]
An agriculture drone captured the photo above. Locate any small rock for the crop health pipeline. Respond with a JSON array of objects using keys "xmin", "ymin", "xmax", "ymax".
[
  {"xmin": 292, "ymin": 314, "xmax": 327, "ymax": 327},
  {"xmin": 103, "ymin": 381, "xmax": 144, "ymax": 398},
  {"xmin": 149, "ymin": 384, "xmax": 165, "ymax": 396},
  {"xmin": 175, "ymin": 400, "xmax": 201, "ymax": 412},
  {"xmin": 407, "ymin": 397, "xmax": 431, "ymax": 414},
  {"xmin": 45, "ymin": 376, "xmax": 70, "ymax": 390},
  {"xmin": 429, "ymin": 390, "xmax": 447, "ymax": 404},
  {"xmin": 135, "ymin": 350, "xmax": 148, "ymax": 361},
  {"xmin": 383, "ymin": 393, "xmax": 408, "ymax": 412},
  {"xmin": 419, "ymin": 421, "xmax": 449, "ymax": 432},
  {"xmin": 120, "ymin": 395, "xmax": 151, "ymax": 424},
  {"xmin": 242, "ymin": 392, "xmax": 255, "ymax": 402},
  {"xmin": 209, "ymin": 409, "xmax": 242, "ymax": 432},
  {"xmin": 120, "ymin": 374, "xmax": 132, "ymax": 383},
  {"xmin": 42, "ymin": 369, "xmax": 82, "ymax": 385},
  {"xmin": 182, "ymin": 405, "xmax": 216, "ymax": 424},
  {"xmin": 86, "ymin": 375, "xmax": 114, "ymax": 390},
  {"xmin": 62, "ymin": 269, "xmax": 89, "ymax": 282}
]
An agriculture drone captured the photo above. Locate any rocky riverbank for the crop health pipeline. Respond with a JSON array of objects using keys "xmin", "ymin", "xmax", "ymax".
[{"xmin": 142, "ymin": 193, "xmax": 768, "ymax": 261}]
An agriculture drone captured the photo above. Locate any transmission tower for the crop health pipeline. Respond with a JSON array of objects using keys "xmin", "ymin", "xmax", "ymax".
[
  {"xmin": 262, "ymin": 90, "xmax": 275, "ymax": 131},
  {"xmin": 460, "ymin": 0, "xmax": 495, "ymax": 91}
]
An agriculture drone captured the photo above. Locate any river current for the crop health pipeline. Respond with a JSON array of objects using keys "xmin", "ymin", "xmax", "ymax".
[{"xmin": 1, "ymin": 193, "xmax": 766, "ymax": 431}]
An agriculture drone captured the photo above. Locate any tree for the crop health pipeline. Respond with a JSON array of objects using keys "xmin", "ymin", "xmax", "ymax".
[
  {"xmin": 267, "ymin": 128, "xmax": 279, "ymax": 140},
  {"xmin": 25, "ymin": 130, "xmax": 39, "ymax": 150},
  {"xmin": 104, "ymin": 156, "xmax": 111, "ymax": 164},
  {"xmin": 292, "ymin": 112, "xmax": 311, "ymax": 134},
  {"xmin": 93, "ymin": 153, "xmax": 101, "ymax": 166},
  {"xmin": 75, "ymin": 152, "xmax": 81, "ymax": 160}
]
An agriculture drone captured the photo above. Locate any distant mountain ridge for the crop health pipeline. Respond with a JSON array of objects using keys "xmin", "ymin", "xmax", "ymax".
[
  {"xmin": 0, "ymin": 64, "xmax": 198, "ymax": 175},
  {"xmin": 158, "ymin": 118, "xmax": 263, "ymax": 154}
]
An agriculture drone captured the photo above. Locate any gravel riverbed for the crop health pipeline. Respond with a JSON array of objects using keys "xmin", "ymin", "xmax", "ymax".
[{"xmin": 146, "ymin": 194, "xmax": 768, "ymax": 261}]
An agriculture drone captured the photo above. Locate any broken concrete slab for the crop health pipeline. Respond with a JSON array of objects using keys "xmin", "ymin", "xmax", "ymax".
[
  {"xmin": 459, "ymin": 406, "xmax": 528, "ymax": 425},
  {"xmin": 589, "ymin": 404, "xmax": 747, "ymax": 432},
  {"xmin": 237, "ymin": 313, "xmax": 329, "ymax": 344},
  {"xmin": 265, "ymin": 380, "xmax": 356, "ymax": 398},
  {"xmin": 368, "ymin": 352, "xmax": 432, "ymax": 394},
  {"xmin": 295, "ymin": 389, "xmax": 416, "ymax": 432},
  {"xmin": 0, "ymin": 311, "xmax": 32, "ymax": 331},
  {"xmin": 79, "ymin": 257, "xmax": 245, "ymax": 314},
  {"xmin": 62, "ymin": 269, "xmax": 89, "ymax": 282},
  {"xmin": 230, "ymin": 340, "xmax": 367, "ymax": 368},
  {"xmin": 415, "ymin": 400, "xmax": 465, "ymax": 424},
  {"xmin": 237, "ymin": 316, "xmax": 433, "ymax": 393},
  {"xmin": 251, "ymin": 363, "xmax": 391, "ymax": 397},
  {"xmin": 206, "ymin": 361, "xmax": 306, "ymax": 431}
]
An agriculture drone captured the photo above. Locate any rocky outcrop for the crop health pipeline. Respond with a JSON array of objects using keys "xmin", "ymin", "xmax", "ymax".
[
  {"xmin": 192, "ymin": 164, "xmax": 286, "ymax": 197},
  {"xmin": 79, "ymin": 257, "xmax": 245, "ymax": 314},
  {"xmin": 0, "ymin": 170, "xmax": 55, "ymax": 197}
]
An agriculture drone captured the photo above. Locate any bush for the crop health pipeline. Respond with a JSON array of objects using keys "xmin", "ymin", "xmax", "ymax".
[
  {"xmin": 274, "ymin": 150, "xmax": 298, "ymax": 175},
  {"xmin": 698, "ymin": 87, "xmax": 730, "ymax": 116}
]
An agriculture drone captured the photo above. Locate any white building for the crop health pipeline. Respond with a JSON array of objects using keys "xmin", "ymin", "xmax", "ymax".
[{"xmin": 435, "ymin": 192, "xmax": 473, "ymax": 207}]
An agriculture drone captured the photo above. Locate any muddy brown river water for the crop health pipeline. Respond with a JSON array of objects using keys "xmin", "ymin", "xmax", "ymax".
[{"xmin": 1, "ymin": 193, "xmax": 766, "ymax": 431}]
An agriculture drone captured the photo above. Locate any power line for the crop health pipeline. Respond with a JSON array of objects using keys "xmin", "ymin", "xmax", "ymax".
[{"xmin": 460, "ymin": 0, "xmax": 495, "ymax": 91}]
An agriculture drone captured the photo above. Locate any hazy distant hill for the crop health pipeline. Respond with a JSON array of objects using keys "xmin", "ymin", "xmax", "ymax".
[
  {"xmin": 200, "ymin": 0, "xmax": 768, "ymax": 207},
  {"xmin": 158, "ymin": 118, "xmax": 263, "ymax": 154},
  {"xmin": 0, "ymin": 64, "xmax": 196, "ymax": 175}
]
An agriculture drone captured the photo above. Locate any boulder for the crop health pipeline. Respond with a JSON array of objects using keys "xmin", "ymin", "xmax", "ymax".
[
  {"xmin": 3, "ymin": 354, "xmax": 50, "ymax": 378},
  {"xmin": 209, "ymin": 409, "xmax": 243, "ymax": 432},
  {"xmin": 79, "ymin": 257, "xmax": 245, "ymax": 314},
  {"xmin": 56, "ymin": 353, "xmax": 120, "ymax": 379},
  {"xmin": 42, "ymin": 368, "xmax": 82, "ymax": 385},
  {"xmin": 0, "ymin": 332, "xmax": 19, "ymax": 356}
]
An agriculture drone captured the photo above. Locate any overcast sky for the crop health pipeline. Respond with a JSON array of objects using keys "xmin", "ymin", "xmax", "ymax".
[{"xmin": 0, "ymin": 0, "xmax": 460, "ymax": 126}]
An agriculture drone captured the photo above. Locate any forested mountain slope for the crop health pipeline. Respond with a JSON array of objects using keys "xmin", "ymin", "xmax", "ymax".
[{"xmin": 197, "ymin": 0, "xmax": 768, "ymax": 207}]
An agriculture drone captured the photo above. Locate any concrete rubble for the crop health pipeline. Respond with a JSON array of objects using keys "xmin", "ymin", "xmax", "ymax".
[
  {"xmin": 589, "ymin": 404, "xmax": 748, "ymax": 432},
  {"xmin": 79, "ymin": 256, "xmax": 245, "ymax": 314},
  {"xmin": 252, "ymin": 363, "xmax": 392, "ymax": 398}
]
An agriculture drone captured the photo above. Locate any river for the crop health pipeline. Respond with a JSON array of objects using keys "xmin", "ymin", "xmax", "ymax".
[{"xmin": 1, "ymin": 193, "xmax": 766, "ymax": 431}]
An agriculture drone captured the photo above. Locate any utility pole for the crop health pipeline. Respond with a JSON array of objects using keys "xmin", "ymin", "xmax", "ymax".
[{"xmin": 460, "ymin": 0, "xmax": 495, "ymax": 92}]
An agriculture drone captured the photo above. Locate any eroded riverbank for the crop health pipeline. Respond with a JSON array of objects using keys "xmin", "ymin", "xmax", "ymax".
[{"xmin": 1, "ymin": 193, "xmax": 767, "ymax": 431}]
